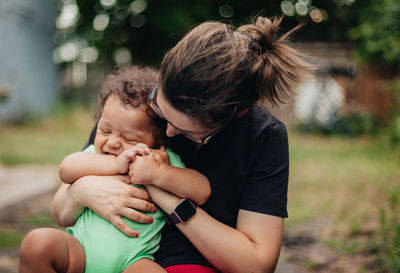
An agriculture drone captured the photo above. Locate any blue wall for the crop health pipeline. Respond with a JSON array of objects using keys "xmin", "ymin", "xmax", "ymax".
[{"xmin": 0, "ymin": 0, "xmax": 57, "ymax": 121}]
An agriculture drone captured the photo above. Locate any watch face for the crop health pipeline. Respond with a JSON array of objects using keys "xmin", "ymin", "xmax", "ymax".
[{"xmin": 175, "ymin": 199, "xmax": 197, "ymax": 223}]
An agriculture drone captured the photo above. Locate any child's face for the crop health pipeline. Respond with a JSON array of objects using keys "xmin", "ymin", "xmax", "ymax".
[{"xmin": 94, "ymin": 95, "xmax": 157, "ymax": 155}]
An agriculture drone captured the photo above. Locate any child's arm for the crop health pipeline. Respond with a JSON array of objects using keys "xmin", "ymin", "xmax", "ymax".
[
  {"xmin": 59, "ymin": 144, "xmax": 150, "ymax": 184},
  {"xmin": 59, "ymin": 152, "xmax": 120, "ymax": 184},
  {"xmin": 129, "ymin": 152, "xmax": 211, "ymax": 205}
]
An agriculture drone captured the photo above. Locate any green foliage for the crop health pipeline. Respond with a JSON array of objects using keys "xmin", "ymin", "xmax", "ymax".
[
  {"xmin": 296, "ymin": 111, "xmax": 380, "ymax": 136},
  {"xmin": 60, "ymin": 0, "xmax": 286, "ymax": 65},
  {"xmin": 378, "ymin": 186, "xmax": 400, "ymax": 272},
  {"xmin": 390, "ymin": 115, "xmax": 400, "ymax": 144},
  {"xmin": 349, "ymin": 0, "xmax": 400, "ymax": 67},
  {"xmin": 329, "ymin": 111, "xmax": 380, "ymax": 136},
  {"xmin": 388, "ymin": 79, "xmax": 400, "ymax": 145},
  {"xmin": 56, "ymin": 0, "xmax": 367, "ymax": 65}
]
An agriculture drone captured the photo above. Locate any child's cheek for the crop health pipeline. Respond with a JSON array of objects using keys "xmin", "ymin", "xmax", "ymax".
[{"xmin": 93, "ymin": 136, "xmax": 103, "ymax": 154}]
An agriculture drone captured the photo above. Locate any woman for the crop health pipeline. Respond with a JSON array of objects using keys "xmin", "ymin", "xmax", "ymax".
[{"xmin": 52, "ymin": 16, "xmax": 310, "ymax": 273}]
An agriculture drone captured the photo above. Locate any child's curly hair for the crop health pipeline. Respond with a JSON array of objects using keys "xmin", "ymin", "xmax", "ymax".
[{"xmin": 95, "ymin": 65, "xmax": 166, "ymax": 147}]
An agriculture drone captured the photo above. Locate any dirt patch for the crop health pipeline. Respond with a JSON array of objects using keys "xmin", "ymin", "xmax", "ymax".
[{"xmin": 282, "ymin": 220, "xmax": 380, "ymax": 273}]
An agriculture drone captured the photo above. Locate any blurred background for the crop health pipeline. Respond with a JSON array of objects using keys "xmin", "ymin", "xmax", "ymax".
[{"xmin": 0, "ymin": 0, "xmax": 399, "ymax": 272}]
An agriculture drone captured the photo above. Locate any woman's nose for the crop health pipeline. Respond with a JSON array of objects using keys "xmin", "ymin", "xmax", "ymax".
[{"xmin": 165, "ymin": 123, "xmax": 180, "ymax": 137}]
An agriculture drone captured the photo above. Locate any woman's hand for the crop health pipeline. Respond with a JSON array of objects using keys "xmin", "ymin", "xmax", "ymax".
[{"xmin": 52, "ymin": 175, "xmax": 157, "ymax": 237}]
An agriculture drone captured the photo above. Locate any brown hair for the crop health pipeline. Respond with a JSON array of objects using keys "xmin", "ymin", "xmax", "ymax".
[
  {"xmin": 95, "ymin": 65, "xmax": 166, "ymax": 146},
  {"xmin": 160, "ymin": 16, "xmax": 311, "ymax": 128}
]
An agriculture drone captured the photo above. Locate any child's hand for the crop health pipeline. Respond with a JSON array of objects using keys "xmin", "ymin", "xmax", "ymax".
[
  {"xmin": 151, "ymin": 146, "xmax": 170, "ymax": 165},
  {"xmin": 129, "ymin": 155, "xmax": 161, "ymax": 185},
  {"xmin": 116, "ymin": 144, "xmax": 152, "ymax": 174}
]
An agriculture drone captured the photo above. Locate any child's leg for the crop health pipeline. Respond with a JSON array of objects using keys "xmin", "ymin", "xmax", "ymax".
[
  {"xmin": 122, "ymin": 259, "xmax": 166, "ymax": 273},
  {"xmin": 19, "ymin": 228, "xmax": 85, "ymax": 273}
]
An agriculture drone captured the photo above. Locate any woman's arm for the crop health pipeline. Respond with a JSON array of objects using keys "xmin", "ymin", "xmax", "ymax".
[
  {"xmin": 129, "ymin": 155, "xmax": 211, "ymax": 205},
  {"xmin": 150, "ymin": 190, "xmax": 283, "ymax": 273},
  {"xmin": 51, "ymin": 183, "xmax": 86, "ymax": 227},
  {"xmin": 51, "ymin": 175, "xmax": 158, "ymax": 236},
  {"xmin": 155, "ymin": 164, "xmax": 211, "ymax": 205}
]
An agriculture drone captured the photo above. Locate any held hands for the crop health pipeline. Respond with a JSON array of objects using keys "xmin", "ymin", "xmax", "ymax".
[
  {"xmin": 115, "ymin": 143, "xmax": 152, "ymax": 174},
  {"xmin": 129, "ymin": 146, "xmax": 170, "ymax": 185},
  {"xmin": 115, "ymin": 143, "xmax": 170, "ymax": 185},
  {"xmin": 150, "ymin": 146, "xmax": 170, "ymax": 165}
]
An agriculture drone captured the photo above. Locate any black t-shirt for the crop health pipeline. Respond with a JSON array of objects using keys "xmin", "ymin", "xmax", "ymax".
[{"xmin": 85, "ymin": 104, "xmax": 289, "ymax": 268}]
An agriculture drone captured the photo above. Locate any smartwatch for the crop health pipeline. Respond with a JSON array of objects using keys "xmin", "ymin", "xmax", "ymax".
[{"xmin": 168, "ymin": 199, "xmax": 197, "ymax": 224}]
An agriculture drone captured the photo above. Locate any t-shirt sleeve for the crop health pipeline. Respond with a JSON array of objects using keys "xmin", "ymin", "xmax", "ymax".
[{"xmin": 240, "ymin": 122, "xmax": 289, "ymax": 218}]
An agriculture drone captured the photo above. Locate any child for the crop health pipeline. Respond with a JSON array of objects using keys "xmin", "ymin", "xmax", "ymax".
[{"xmin": 19, "ymin": 65, "xmax": 211, "ymax": 273}]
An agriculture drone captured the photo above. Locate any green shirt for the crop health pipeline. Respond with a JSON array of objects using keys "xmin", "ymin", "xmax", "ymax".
[{"xmin": 66, "ymin": 145, "xmax": 185, "ymax": 273}]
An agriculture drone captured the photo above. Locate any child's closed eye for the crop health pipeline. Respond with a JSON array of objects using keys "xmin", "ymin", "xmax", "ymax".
[
  {"xmin": 124, "ymin": 137, "xmax": 138, "ymax": 144},
  {"xmin": 99, "ymin": 128, "xmax": 111, "ymax": 134}
]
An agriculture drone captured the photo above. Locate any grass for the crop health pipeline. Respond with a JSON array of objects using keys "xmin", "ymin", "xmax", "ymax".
[
  {"xmin": 0, "ymin": 228, "xmax": 24, "ymax": 250},
  {"xmin": 24, "ymin": 213, "xmax": 59, "ymax": 228},
  {"xmin": 0, "ymin": 102, "xmax": 94, "ymax": 165},
  {"xmin": 287, "ymin": 131, "xmax": 400, "ymax": 236},
  {"xmin": 324, "ymin": 238, "xmax": 363, "ymax": 255},
  {"xmin": 0, "ymin": 214, "xmax": 59, "ymax": 249},
  {"xmin": 286, "ymin": 131, "xmax": 400, "ymax": 272},
  {"xmin": 304, "ymin": 258, "xmax": 319, "ymax": 271}
]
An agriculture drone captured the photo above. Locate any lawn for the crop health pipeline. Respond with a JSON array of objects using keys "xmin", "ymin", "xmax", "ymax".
[
  {"xmin": 287, "ymin": 132, "xmax": 400, "ymax": 236},
  {"xmin": 0, "ymin": 103, "xmax": 94, "ymax": 165}
]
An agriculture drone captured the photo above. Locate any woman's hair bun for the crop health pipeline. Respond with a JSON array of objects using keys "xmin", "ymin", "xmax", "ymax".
[
  {"xmin": 238, "ymin": 16, "xmax": 282, "ymax": 54},
  {"xmin": 254, "ymin": 17, "xmax": 276, "ymax": 52},
  {"xmin": 238, "ymin": 16, "xmax": 311, "ymax": 106}
]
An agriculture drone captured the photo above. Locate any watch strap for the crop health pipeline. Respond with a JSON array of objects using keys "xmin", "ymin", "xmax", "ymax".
[
  {"xmin": 167, "ymin": 211, "xmax": 182, "ymax": 225},
  {"xmin": 167, "ymin": 199, "xmax": 197, "ymax": 225}
]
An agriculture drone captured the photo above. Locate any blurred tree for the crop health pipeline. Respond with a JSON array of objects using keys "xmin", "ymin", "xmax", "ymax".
[
  {"xmin": 349, "ymin": 0, "xmax": 400, "ymax": 68},
  {"xmin": 55, "ymin": 0, "xmax": 365, "ymax": 66}
]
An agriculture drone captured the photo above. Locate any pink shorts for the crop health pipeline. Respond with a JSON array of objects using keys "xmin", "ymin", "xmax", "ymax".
[{"xmin": 165, "ymin": 264, "xmax": 219, "ymax": 273}]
